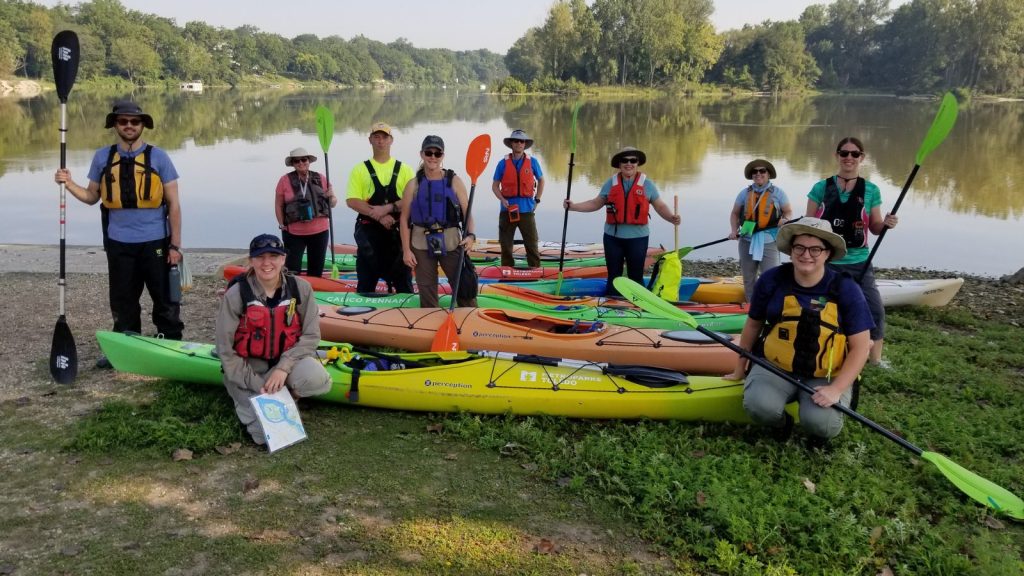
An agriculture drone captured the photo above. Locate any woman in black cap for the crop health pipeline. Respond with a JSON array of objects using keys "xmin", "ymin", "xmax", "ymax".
[
  {"xmin": 274, "ymin": 147, "xmax": 337, "ymax": 277},
  {"xmin": 729, "ymin": 158, "xmax": 792, "ymax": 302},
  {"xmin": 399, "ymin": 135, "xmax": 478, "ymax": 308},
  {"xmin": 564, "ymin": 146, "xmax": 680, "ymax": 297}
]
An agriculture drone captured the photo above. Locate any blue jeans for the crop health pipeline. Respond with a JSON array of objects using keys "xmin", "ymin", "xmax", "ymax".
[{"xmin": 603, "ymin": 233, "xmax": 649, "ymax": 297}]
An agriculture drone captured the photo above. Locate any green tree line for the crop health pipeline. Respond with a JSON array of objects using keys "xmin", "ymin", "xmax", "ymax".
[
  {"xmin": 505, "ymin": 0, "xmax": 1024, "ymax": 95},
  {"xmin": 0, "ymin": 0, "xmax": 507, "ymax": 86}
]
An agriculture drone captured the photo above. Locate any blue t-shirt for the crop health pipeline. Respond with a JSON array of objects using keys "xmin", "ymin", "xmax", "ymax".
[
  {"xmin": 599, "ymin": 173, "xmax": 661, "ymax": 239},
  {"xmin": 749, "ymin": 265, "xmax": 874, "ymax": 337},
  {"xmin": 87, "ymin": 144, "xmax": 179, "ymax": 243},
  {"xmin": 492, "ymin": 155, "xmax": 543, "ymax": 214}
]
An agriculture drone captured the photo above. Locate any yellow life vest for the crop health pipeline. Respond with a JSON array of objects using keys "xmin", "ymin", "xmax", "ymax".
[
  {"xmin": 99, "ymin": 144, "xmax": 165, "ymax": 209},
  {"xmin": 757, "ymin": 267, "xmax": 848, "ymax": 379}
]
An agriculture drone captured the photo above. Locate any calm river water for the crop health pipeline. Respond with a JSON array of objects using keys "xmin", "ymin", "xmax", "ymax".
[{"xmin": 2, "ymin": 89, "xmax": 1022, "ymax": 276}]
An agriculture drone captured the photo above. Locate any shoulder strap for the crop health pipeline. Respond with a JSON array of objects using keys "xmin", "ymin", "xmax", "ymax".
[
  {"xmin": 102, "ymin": 145, "xmax": 118, "ymax": 203},
  {"xmin": 445, "ymin": 168, "xmax": 455, "ymax": 187},
  {"xmin": 141, "ymin": 144, "xmax": 154, "ymax": 202},
  {"xmin": 284, "ymin": 273, "xmax": 302, "ymax": 305},
  {"xmin": 232, "ymin": 273, "xmax": 255, "ymax": 303}
]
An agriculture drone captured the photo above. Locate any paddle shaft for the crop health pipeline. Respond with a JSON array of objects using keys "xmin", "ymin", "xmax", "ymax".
[
  {"xmin": 322, "ymin": 151, "xmax": 336, "ymax": 264},
  {"xmin": 692, "ymin": 237, "xmax": 730, "ymax": 251},
  {"xmin": 698, "ymin": 324, "xmax": 921, "ymax": 454},
  {"xmin": 857, "ymin": 164, "xmax": 917, "ymax": 283},
  {"xmin": 58, "ymin": 101, "xmax": 68, "ymax": 316},
  {"xmin": 446, "ymin": 181, "xmax": 478, "ymax": 312},
  {"xmin": 673, "ymin": 195, "xmax": 679, "ymax": 251},
  {"xmin": 557, "ymin": 151, "xmax": 576, "ymax": 274}
]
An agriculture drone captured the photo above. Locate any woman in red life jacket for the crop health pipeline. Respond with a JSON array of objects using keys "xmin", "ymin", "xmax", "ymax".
[
  {"xmin": 805, "ymin": 137, "xmax": 898, "ymax": 367},
  {"xmin": 729, "ymin": 159, "xmax": 793, "ymax": 302},
  {"xmin": 563, "ymin": 146, "xmax": 680, "ymax": 297},
  {"xmin": 215, "ymin": 234, "xmax": 331, "ymax": 445},
  {"xmin": 399, "ymin": 135, "xmax": 478, "ymax": 308},
  {"xmin": 274, "ymin": 147, "xmax": 338, "ymax": 278}
]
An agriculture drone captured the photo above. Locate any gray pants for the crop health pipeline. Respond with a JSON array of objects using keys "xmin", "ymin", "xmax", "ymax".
[
  {"xmin": 223, "ymin": 356, "xmax": 332, "ymax": 444},
  {"xmin": 738, "ymin": 237, "xmax": 780, "ymax": 302},
  {"xmin": 742, "ymin": 364, "xmax": 851, "ymax": 439}
]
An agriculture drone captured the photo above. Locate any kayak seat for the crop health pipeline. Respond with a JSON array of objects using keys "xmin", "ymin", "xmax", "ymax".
[
  {"xmin": 605, "ymin": 364, "xmax": 689, "ymax": 388},
  {"xmin": 565, "ymin": 320, "xmax": 605, "ymax": 334}
]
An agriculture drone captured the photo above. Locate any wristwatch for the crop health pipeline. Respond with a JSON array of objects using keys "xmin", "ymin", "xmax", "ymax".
[{"xmin": 168, "ymin": 243, "xmax": 180, "ymax": 253}]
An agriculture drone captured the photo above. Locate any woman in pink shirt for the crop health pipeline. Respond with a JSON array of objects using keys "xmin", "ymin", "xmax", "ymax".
[{"xmin": 275, "ymin": 147, "xmax": 337, "ymax": 277}]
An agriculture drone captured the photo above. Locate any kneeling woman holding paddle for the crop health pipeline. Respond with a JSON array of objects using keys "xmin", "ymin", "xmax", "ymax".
[
  {"xmin": 399, "ymin": 135, "xmax": 478, "ymax": 308},
  {"xmin": 724, "ymin": 218, "xmax": 874, "ymax": 443},
  {"xmin": 564, "ymin": 146, "xmax": 680, "ymax": 297}
]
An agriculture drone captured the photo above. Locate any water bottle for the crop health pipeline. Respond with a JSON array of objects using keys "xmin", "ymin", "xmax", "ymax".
[{"xmin": 168, "ymin": 265, "xmax": 182, "ymax": 304}]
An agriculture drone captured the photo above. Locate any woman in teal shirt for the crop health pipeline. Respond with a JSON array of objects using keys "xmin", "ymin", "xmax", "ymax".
[{"xmin": 806, "ymin": 137, "xmax": 898, "ymax": 366}]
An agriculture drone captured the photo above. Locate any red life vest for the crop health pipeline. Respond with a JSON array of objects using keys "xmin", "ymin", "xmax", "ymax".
[
  {"xmin": 743, "ymin": 185, "xmax": 781, "ymax": 232},
  {"xmin": 605, "ymin": 173, "xmax": 650, "ymax": 225},
  {"xmin": 499, "ymin": 154, "xmax": 536, "ymax": 198},
  {"xmin": 232, "ymin": 274, "xmax": 304, "ymax": 361}
]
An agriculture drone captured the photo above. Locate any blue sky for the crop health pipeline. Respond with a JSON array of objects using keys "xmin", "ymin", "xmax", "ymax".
[{"xmin": 41, "ymin": 0, "xmax": 907, "ymax": 53}]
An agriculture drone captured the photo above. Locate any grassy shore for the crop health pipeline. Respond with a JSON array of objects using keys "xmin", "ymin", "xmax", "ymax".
[{"xmin": 1, "ymin": 260, "xmax": 1021, "ymax": 575}]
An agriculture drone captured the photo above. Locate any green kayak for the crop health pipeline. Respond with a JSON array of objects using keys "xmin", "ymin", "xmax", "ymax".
[{"xmin": 315, "ymin": 291, "xmax": 746, "ymax": 333}]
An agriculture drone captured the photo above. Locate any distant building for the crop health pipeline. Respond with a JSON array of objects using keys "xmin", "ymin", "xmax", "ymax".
[{"xmin": 180, "ymin": 81, "xmax": 203, "ymax": 93}]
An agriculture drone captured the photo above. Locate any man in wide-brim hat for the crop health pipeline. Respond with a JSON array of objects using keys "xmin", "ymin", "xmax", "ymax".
[
  {"xmin": 491, "ymin": 129, "xmax": 545, "ymax": 267},
  {"xmin": 54, "ymin": 99, "xmax": 183, "ymax": 368}
]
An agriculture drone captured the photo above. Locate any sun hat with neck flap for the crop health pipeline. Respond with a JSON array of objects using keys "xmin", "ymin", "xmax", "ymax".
[
  {"xmin": 610, "ymin": 146, "xmax": 647, "ymax": 168},
  {"xmin": 775, "ymin": 217, "xmax": 847, "ymax": 261}
]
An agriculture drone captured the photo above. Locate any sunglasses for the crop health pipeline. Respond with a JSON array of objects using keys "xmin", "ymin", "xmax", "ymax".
[
  {"xmin": 509, "ymin": 139, "xmax": 525, "ymax": 144},
  {"xmin": 619, "ymin": 157, "xmax": 640, "ymax": 165},
  {"xmin": 252, "ymin": 238, "xmax": 283, "ymax": 249},
  {"xmin": 837, "ymin": 150, "xmax": 863, "ymax": 158},
  {"xmin": 291, "ymin": 157, "xmax": 310, "ymax": 164},
  {"xmin": 116, "ymin": 118, "xmax": 142, "ymax": 126},
  {"xmin": 422, "ymin": 149, "xmax": 444, "ymax": 158},
  {"xmin": 751, "ymin": 168, "xmax": 770, "ymax": 175}
]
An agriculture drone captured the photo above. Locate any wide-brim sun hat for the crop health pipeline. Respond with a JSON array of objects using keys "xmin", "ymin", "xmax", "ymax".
[
  {"xmin": 610, "ymin": 146, "xmax": 647, "ymax": 168},
  {"xmin": 502, "ymin": 129, "xmax": 534, "ymax": 149},
  {"xmin": 744, "ymin": 159, "xmax": 777, "ymax": 179},
  {"xmin": 776, "ymin": 217, "xmax": 847, "ymax": 261},
  {"xmin": 104, "ymin": 100, "xmax": 154, "ymax": 129},
  {"xmin": 285, "ymin": 147, "xmax": 317, "ymax": 167}
]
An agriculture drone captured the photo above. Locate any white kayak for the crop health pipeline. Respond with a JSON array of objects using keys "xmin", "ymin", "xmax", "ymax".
[{"xmin": 878, "ymin": 278, "xmax": 964, "ymax": 307}]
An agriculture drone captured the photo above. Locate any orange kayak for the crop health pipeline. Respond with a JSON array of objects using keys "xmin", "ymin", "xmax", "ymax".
[
  {"xmin": 318, "ymin": 305, "xmax": 738, "ymax": 375},
  {"xmin": 480, "ymin": 283, "xmax": 751, "ymax": 315},
  {"xmin": 222, "ymin": 265, "xmax": 452, "ymax": 295}
]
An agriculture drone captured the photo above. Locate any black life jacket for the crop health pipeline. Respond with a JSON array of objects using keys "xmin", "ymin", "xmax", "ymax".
[
  {"xmin": 283, "ymin": 171, "xmax": 331, "ymax": 225},
  {"xmin": 816, "ymin": 177, "xmax": 868, "ymax": 248},
  {"xmin": 357, "ymin": 160, "xmax": 403, "ymax": 226}
]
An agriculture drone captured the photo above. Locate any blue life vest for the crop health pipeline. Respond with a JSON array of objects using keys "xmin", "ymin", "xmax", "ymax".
[{"xmin": 410, "ymin": 169, "xmax": 462, "ymax": 229}]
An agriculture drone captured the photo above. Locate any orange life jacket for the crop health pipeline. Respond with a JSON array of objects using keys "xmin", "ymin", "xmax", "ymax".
[
  {"xmin": 232, "ymin": 274, "xmax": 303, "ymax": 361},
  {"xmin": 743, "ymin": 185, "xmax": 782, "ymax": 232},
  {"xmin": 499, "ymin": 154, "xmax": 536, "ymax": 198},
  {"xmin": 605, "ymin": 173, "xmax": 650, "ymax": 225}
]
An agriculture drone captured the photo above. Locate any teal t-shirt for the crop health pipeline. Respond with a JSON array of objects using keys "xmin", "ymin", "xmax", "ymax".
[
  {"xmin": 599, "ymin": 174, "xmax": 661, "ymax": 239},
  {"xmin": 807, "ymin": 177, "xmax": 882, "ymax": 265}
]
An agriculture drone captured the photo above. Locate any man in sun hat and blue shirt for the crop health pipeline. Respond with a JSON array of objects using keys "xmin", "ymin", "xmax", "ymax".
[
  {"xmin": 216, "ymin": 233, "xmax": 330, "ymax": 445},
  {"xmin": 54, "ymin": 99, "xmax": 183, "ymax": 368},
  {"xmin": 491, "ymin": 129, "xmax": 545, "ymax": 268}
]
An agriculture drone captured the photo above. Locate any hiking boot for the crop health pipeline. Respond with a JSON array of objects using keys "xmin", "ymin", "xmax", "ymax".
[
  {"xmin": 771, "ymin": 413, "xmax": 795, "ymax": 442},
  {"xmin": 95, "ymin": 355, "xmax": 113, "ymax": 369}
]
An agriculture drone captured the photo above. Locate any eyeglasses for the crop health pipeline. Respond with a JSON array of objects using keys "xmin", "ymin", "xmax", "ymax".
[
  {"xmin": 423, "ymin": 150, "xmax": 444, "ymax": 158},
  {"xmin": 291, "ymin": 157, "xmax": 310, "ymax": 164},
  {"xmin": 751, "ymin": 168, "xmax": 769, "ymax": 175},
  {"xmin": 116, "ymin": 118, "xmax": 142, "ymax": 126},
  {"xmin": 619, "ymin": 157, "xmax": 639, "ymax": 164},
  {"xmin": 791, "ymin": 244, "xmax": 828, "ymax": 257},
  {"xmin": 837, "ymin": 150, "xmax": 863, "ymax": 158}
]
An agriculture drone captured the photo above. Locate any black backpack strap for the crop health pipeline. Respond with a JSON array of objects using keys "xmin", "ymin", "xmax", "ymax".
[
  {"xmin": 283, "ymin": 273, "xmax": 302, "ymax": 306},
  {"xmin": 141, "ymin": 144, "xmax": 154, "ymax": 202},
  {"xmin": 102, "ymin": 144, "xmax": 118, "ymax": 204}
]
